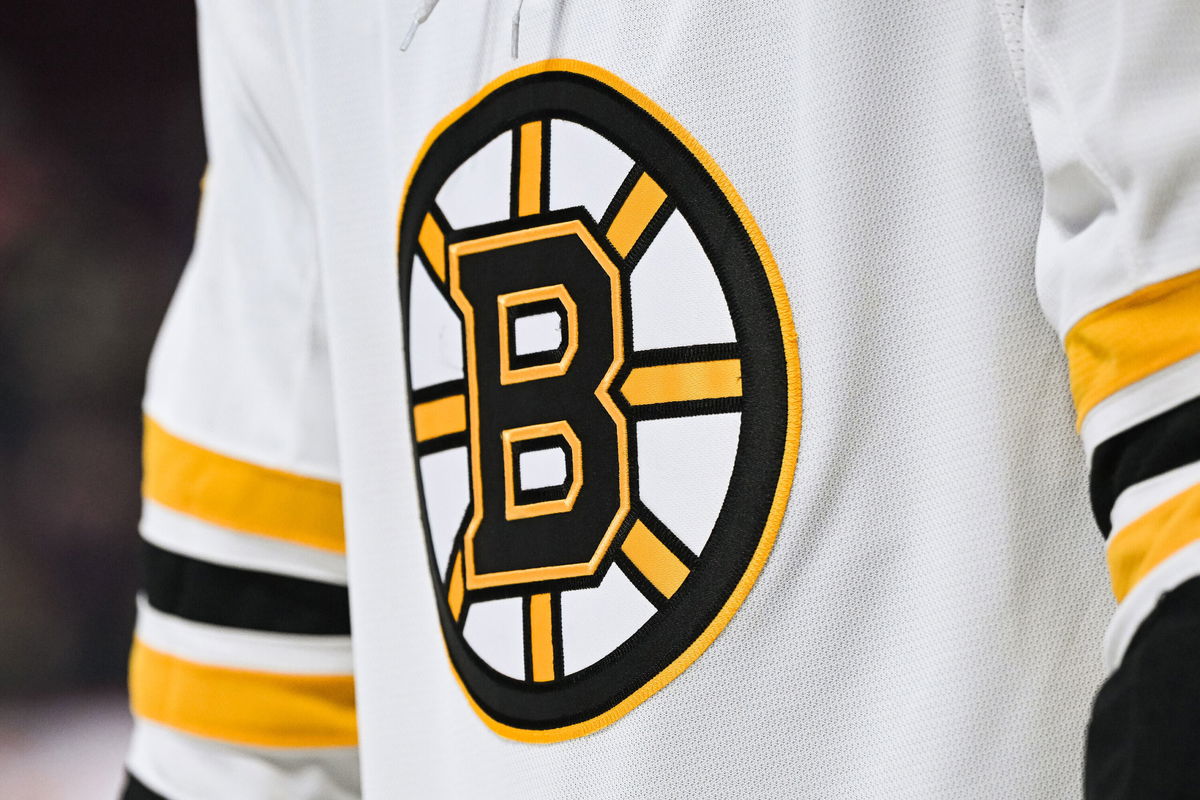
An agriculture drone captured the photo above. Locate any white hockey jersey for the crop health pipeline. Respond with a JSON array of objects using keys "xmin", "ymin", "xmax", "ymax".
[{"xmin": 123, "ymin": 1, "xmax": 1200, "ymax": 797}]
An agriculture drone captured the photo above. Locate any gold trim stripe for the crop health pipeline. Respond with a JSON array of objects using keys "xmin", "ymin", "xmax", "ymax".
[
  {"xmin": 129, "ymin": 638, "xmax": 357, "ymax": 748},
  {"xmin": 412, "ymin": 394, "xmax": 467, "ymax": 442},
  {"xmin": 622, "ymin": 520, "xmax": 690, "ymax": 599},
  {"xmin": 529, "ymin": 593, "xmax": 555, "ymax": 682},
  {"xmin": 1108, "ymin": 483, "xmax": 1200, "ymax": 601},
  {"xmin": 517, "ymin": 121, "xmax": 543, "ymax": 217},
  {"xmin": 606, "ymin": 173, "xmax": 667, "ymax": 257},
  {"xmin": 418, "ymin": 212, "xmax": 446, "ymax": 281},
  {"xmin": 143, "ymin": 417, "xmax": 345, "ymax": 554},
  {"xmin": 621, "ymin": 359, "xmax": 742, "ymax": 406},
  {"xmin": 1065, "ymin": 268, "xmax": 1200, "ymax": 428}
]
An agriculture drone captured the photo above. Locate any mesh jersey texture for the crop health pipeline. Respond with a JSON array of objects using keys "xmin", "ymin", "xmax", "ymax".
[
  {"xmin": 393, "ymin": 4, "xmax": 1109, "ymax": 797},
  {"xmin": 123, "ymin": 0, "xmax": 1200, "ymax": 796}
]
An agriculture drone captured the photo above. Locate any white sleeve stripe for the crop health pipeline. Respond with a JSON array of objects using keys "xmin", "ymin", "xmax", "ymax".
[
  {"xmin": 140, "ymin": 405, "xmax": 341, "ymax": 485},
  {"xmin": 127, "ymin": 719, "xmax": 361, "ymax": 800},
  {"xmin": 141, "ymin": 500, "xmax": 348, "ymax": 586},
  {"xmin": 1081, "ymin": 350, "xmax": 1200, "ymax": 461},
  {"xmin": 135, "ymin": 596, "xmax": 353, "ymax": 675},
  {"xmin": 1107, "ymin": 460, "xmax": 1200, "ymax": 547},
  {"xmin": 1102, "ymin": 539, "xmax": 1200, "ymax": 671}
]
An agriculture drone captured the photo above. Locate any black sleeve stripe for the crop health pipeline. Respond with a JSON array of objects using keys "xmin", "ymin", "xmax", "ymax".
[
  {"xmin": 142, "ymin": 541, "xmax": 351, "ymax": 635},
  {"xmin": 121, "ymin": 773, "xmax": 166, "ymax": 800},
  {"xmin": 1085, "ymin": 575, "xmax": 1200, "ymax": 798},
  {"xmin": 1089, "ymin": 394, "xmax": 1200, "ymax": 536}
]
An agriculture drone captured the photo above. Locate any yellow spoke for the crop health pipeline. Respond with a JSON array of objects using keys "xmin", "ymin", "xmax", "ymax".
[
  {"xmin": 605, "ymin": 172, "xmax": 667, "ymax": 257},
  {"xmin": 418, "ymin": 212, "xmax": 446, "ymax": 281},
  {"xmin": 412, "ymin": 394, "xmax": 466, "ymax": 442},
  {"xmin": 448, "ymin": 550, "xmax": 466, "ymax": 621},
  {"xmin": 528, "ymin": 593, "xmax": 556, "ymax": 682},
  {"xmin": 620, "ymin": 359, "xmax": 741, "ymax": 406},
  {"xmin": 516, "ymin": 121, "xmax": 544, "ymax": 216},
  {"xmin": 622, "ymin": 520, "xmax": 690, "ymax": 599}
]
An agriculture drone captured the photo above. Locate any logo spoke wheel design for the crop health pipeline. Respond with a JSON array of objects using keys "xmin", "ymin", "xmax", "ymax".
[{"xmin": 398, "ymin": 60, "xmax": 800, "ymax": 742}]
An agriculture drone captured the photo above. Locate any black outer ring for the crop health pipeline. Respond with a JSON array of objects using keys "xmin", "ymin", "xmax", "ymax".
[{"xmin": 399, "ymin": 70, "xmax": 790, "ymax": 732}]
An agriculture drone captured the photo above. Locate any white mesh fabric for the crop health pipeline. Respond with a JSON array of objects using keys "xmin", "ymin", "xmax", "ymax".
[{"xmin": 266, "ymin": 0, "xmax": 1117, "ymax": 796}]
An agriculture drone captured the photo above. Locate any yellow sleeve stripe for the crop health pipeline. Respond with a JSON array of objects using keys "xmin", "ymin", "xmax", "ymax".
[
  {"xmin": 621, "ymin": 359, "xmax": 742, "ymax": 406},
  {"xmin": 1108, "ymin": 482, "xmax": 1200, "ymax": 602},
  {"xmin": 1065, "ymin": 268, "xmax": 1200, "ymax": 429},
  {"xmin": 129, "ymin": 638, "xmax": 357, "ymax": 748},
  {"xmin": 142, "ymin": 417, "xmax": 345, "ymax": 554}
]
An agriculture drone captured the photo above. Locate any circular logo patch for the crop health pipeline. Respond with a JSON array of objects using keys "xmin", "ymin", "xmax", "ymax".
[{"xmin": 397, "ymin": 60, "xmax": 799, "ymax": 742}]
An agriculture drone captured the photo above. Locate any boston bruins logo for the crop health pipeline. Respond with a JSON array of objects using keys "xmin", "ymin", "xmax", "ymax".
[{"xmin": 397, "ymin": 60, "xmax": 800, "ymax": 741}]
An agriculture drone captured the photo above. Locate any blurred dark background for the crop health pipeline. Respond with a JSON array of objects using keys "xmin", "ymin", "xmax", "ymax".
[{"xmin": 0, "ymin": 3, "xmax": 204, "ymax": 793}]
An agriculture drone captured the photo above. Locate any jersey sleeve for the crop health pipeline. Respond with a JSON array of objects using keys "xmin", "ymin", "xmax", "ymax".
[
  {"xmin": 120, "ymin": 2, "xmax": 359, "ymax": 797},
  {"xmin": 1021, "ymin": 0, "xmax": 1200, "ymax": 794}
]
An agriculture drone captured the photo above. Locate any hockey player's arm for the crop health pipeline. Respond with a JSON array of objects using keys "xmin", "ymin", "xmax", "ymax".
[
  {"xmin": 120, "ymin": 3, "xmax": 359, "ymax": 797},
  {"xmin": 1023, "ymin": 1, "xmax": 1200, "ymax": 796}
]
